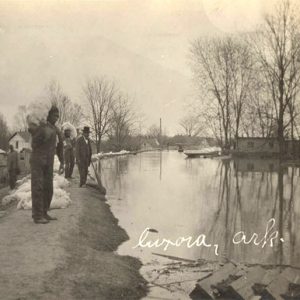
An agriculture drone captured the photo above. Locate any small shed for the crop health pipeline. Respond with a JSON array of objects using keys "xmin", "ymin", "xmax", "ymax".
[
  {"xmin": 140, "ymin": 138, "xmax": 160, "ymax": 151},
  {"xmin": 285, "ymin": 140, "xmax": 300, "ymax": 157},
  {"xmin": 9, "ymin": 131, "xmax": 31, "ymax": 153},
  {"xmin": 236, "ymin": 137, "xmax": 279, "ymax": 155}
]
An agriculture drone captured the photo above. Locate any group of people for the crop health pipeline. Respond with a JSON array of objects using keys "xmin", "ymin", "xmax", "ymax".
[
  {"xmin": 63, "ymin": 125, "xmax": 92, "ymax": 188},
  {"xmin": 8, "ymin": 105, "xmax": 93, "ymax": 224}
]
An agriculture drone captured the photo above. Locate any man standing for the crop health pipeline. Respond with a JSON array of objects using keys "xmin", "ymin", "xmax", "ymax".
[
  {"xmin": 75, "ymin": 126, "xmax": 92, "ymax": 187},
  {"xmin": 63, "ymin": 129, "xmax": 75, "ymax": 179},
  {"xmin": 29, "ymin": 106, "xmax": 64, "ymax": 224},
  {"xmin": 7, "ymin": 145, "xmax": 19, "ymax": 190}
]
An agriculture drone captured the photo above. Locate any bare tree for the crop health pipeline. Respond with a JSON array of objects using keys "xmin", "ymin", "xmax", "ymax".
[
  {"xmin": 45, "ymin": 81, "xmax": 84, "ymax": 127},
  {"xmin": 251, "ymin": 0, "xmax": 300, "ymax": 155},
  {"xmin": 65, "ymin": 102, "xmax": 85, "ymax": 128},
  {"xmin": 108, "ymin": 94, "xmax": 136, "ymax": 151},
  {"xmin": 230, "ymin": 39, "xmax": 255, "ymax": 140},
  {"xmin": 179, "ymin": 113, "xmax": 202, "ymax": 136},
  {"xmin": 147, "ymin": 124, "xmax": 160, "ymax": 139},
  {"xmin": 23, "ymin": 81, "xmax": 84, "ymax": 131},
  {"xmin": 83, "ymin": 77, "xmax": 117, "ymax": 152},
  {"xmin": 0, "ymin": 113, "xmax": 10, "ymax": 150},
  {"xmin": 200, "ymin": 101, "xmax": 224, "ymax": 146},
  {"xmin": 13, "ymin": 105, "xmax": 29, "ymax": 132},
  {"xmin": 292, "ymin": 95, "xmax": 300, "ymax": 138},
  {"xmin": 191, "ymin": 36, "xmax": 254, "ymax": 149},
  {"xmin": 242, "ymin": 78, "xmax": 276, "ymax": 137}
]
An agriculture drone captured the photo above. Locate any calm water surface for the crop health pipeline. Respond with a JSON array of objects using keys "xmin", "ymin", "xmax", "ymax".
[{"xmin": 95, "ymin": 151, "xmax": 300, "ymax": 298}]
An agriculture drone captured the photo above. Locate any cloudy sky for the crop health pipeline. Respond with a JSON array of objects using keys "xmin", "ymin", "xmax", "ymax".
[{"xmin": 0, "ymin": 0, "xmax": 275, "ymax": 134}]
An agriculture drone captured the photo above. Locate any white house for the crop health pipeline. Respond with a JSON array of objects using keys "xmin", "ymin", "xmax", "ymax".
[
  {"xmin": 9, "ymin": 132, "xmax": 31, "ymax": 152},
  {"xmin": 140, "ymin": 137, "xmax": 160, "ymax": 151}
]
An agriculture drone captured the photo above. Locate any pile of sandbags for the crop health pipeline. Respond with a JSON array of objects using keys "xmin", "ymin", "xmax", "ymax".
[
  {"xmin": 16, "ymin": 174, "xmax": 31, "ymax": 187},
  {"xmin": 2, "ymin": 173, "xmax": 71, "ymax": 210},
  {"xmin": 53, "ymin": 156, "xmax": 61, "ymax": 172},
  {"xmin": 61, "ymin": 122, "xmax": 77, "ymax": 139},
  {"xmin": 26, "ymin": 101, "xmax": 51, "ymax": 133}
]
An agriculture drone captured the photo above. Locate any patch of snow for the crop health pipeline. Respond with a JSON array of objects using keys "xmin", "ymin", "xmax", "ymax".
[
  {"xmin": 53, "ymin": 156, "xmax": 60, "ymax": 172},
  {"xmin": 184, "ymin": 146, "xmax": 221, "ymax": 154},
  {"xmin": 92, "ymin": 150, "xmax": 131, "ymax": 160}
]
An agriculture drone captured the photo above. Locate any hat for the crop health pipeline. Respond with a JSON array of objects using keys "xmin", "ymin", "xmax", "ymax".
[
  {"xmin": 82, "ymin": 126, "xmax": 90, "ymax": 133},
  {"xmin": 48, "ymin": 105, "xmax": 59, "ymax": 115}
]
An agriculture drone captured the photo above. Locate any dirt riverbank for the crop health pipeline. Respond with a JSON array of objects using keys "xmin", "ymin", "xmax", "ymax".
[{"xmin": 0, "ymin": 175, "xmax": 147, "ymax": 299}]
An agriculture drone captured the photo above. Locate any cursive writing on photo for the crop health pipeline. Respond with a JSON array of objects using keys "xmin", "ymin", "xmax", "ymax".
[
  {"xmin": 133, "ymin": 227, "xmax": 220, "ymax": 255},
  {"xmin": 133, "ymin": 218, "xmax": 284, "ymax": 256}
]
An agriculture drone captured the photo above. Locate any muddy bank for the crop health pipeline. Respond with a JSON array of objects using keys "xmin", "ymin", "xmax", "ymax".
[
  {"xmin": 44, "ymin": 183, "xmax": 148, "ymax": 300},
  {"xmin": 0, "ymin": 177, "xmax": 147, "ymax": 300}
]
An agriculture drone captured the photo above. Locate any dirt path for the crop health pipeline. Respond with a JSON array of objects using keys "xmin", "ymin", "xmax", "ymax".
[
  {"xmin": 0, "ymin": 173, "xmax": 147, "ymax": 300},
  {"xmin": 0, "ymin": 186, "xmax": 10, "ymax": 214}
]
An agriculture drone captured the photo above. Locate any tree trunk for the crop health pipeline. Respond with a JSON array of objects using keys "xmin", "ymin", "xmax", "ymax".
[
  {"xmin": 278, "ymin": 113, "xmax": 285, "ymax": 158},
  {"xmin": 97, "ymin": 139, "xmax": 102, "ymax": 153}
]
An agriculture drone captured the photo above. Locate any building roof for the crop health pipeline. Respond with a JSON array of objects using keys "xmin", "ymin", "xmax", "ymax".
[
  {"xmin": 0, "ymin": 149, "xmax": 6, "ymax": 154},
  {"xmin": 141, "ymin": 137, "xmax": 160, "ymax": 147},
  {"xmin": 9, "ymin": 131, "xmax": 31, "ymax": 142},
  {"xmin": 20, "ymin": 148, "xmax": 32, "ymax": 152}
]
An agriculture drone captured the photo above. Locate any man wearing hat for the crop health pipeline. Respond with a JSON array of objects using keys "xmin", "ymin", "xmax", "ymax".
[
  {"xmin": 75, "ymin": 126, "xmax": 92, "ymax": 187},
  {"xmin": 63, "ymin": 128, "xmax": 75, "ymax": 178},
  {"xmin": 29, "ymin": 105, "xmax": 64, "ymax": 224}
]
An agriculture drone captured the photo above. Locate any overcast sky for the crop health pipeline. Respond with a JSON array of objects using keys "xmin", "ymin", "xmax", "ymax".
[{"xmin": 0, "ymin": 0, "xmax": 277, "ymax": 134}]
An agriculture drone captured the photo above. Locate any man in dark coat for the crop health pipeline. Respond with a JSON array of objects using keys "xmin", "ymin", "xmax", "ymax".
[
  {"xmin": 29, "ymin": 106, "xmax": 64, "ymax": 224},
  {"xmin": 7, "ymin": 145, "xmax": 19, "ymax": 190},
  {"xmin": 63, "ymin": 129, "xmax": 75, "ymax": 179},
  {"xmin": 75, "ymin": 126, "xmax": 92, "ymax": 187}
]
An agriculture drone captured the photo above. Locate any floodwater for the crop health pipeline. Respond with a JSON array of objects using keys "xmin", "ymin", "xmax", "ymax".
[{"xmin": 94, "ymin": 151, "xmax": 300, "ymax": 299}]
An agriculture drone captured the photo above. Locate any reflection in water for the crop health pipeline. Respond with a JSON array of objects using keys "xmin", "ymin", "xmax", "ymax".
[
  {"xmin": 98, "ymin": 152, "xmax": 300, "ymax": 269},
  {"xmin": 212, "ymin": 158, "xmax": 299, "ymax": 267},
  {"xmin": 159, "ymin": 150, "xmax": 162, "ymax": 181}
]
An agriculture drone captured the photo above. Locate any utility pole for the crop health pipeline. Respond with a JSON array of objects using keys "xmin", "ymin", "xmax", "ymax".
[{"xmin": 159, "ymin": 117, "xmax": 162, "ymax": 179}]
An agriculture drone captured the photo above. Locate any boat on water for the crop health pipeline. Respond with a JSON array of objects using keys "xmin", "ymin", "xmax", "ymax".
[
  {"xmin": 176, "ymin": 143, "xmax": 184, "ymax": 152},
  {"xmin": 184, "ymin": 147, "xmax": 221, "ymax": 158},
  {"xmin": 178, "ymin": 146, "xmax": 184, "ymax": 152}
]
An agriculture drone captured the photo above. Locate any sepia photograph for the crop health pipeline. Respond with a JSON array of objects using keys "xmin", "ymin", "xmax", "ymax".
[{"xmin": 0, "ymin": 0, "xmax": 300, "ymax": 299}]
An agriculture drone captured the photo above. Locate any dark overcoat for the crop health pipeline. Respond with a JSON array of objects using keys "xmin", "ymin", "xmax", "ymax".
[
  {"xmin": 30, "ymin": 122, "xmax": 64, "ymax": 220},
  {"xmin": 75, "ymin": 136, "xmax": 92, "ymax": 186}
]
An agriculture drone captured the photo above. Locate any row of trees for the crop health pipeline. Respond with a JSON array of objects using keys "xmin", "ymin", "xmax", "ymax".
[
  {"xmin": 83, "ymin": 78, "xmax": 136, "ymax": 152},
  {"xmin": 189, "ymin": 0, "xmax": 300, "ymax": 154},
  {"xmin": 11, "ymin": 78, "xmax": 137, "ymax": 152},
  {"xmin": 13, "ymin": 81, "xmax": 85, "ymax": 132},
  {"xmin": 11, "ymin": 77, "xmax": 198, "ymax": 153}
]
